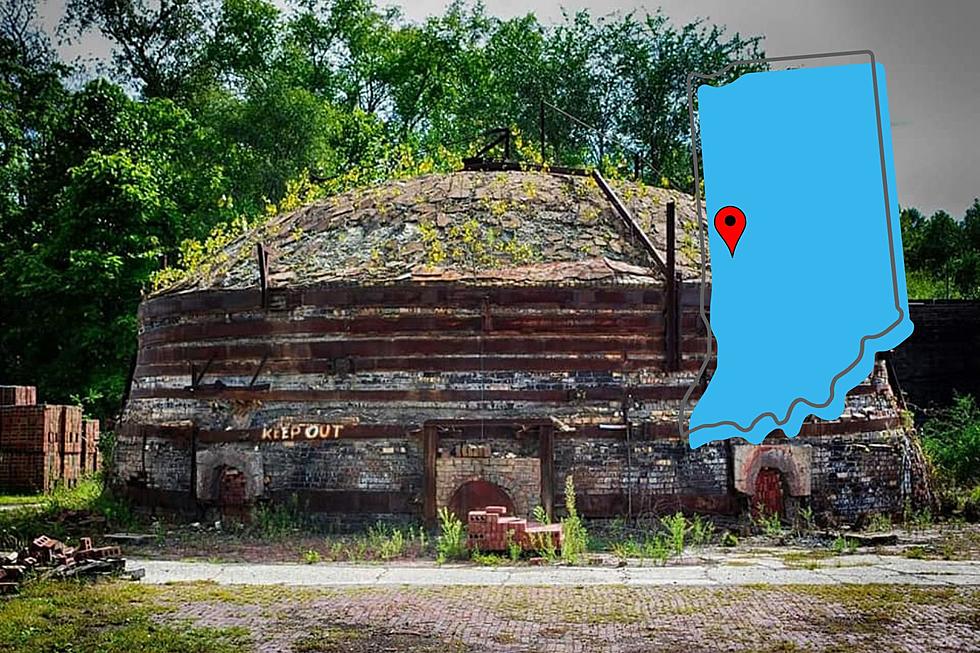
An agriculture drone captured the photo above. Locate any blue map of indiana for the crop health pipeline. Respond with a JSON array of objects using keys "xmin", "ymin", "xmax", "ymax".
[{"xmin": 688, "ymin": 62, "xmax": 914, "ymax": 448}]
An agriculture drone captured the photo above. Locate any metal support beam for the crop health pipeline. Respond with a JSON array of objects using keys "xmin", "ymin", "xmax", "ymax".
[
  {"xmin": 591, "ymin": 170, "xmax": 668, "ymax": 276},
  {"xmin": 539, "ymin": 424, "xmax": 555, "ymax": 520},
  {"xmin": 256, "ymin": 243, "xmax": 270, "ymax": 309},
  {"xmin": 665, "ymin": 201, "xmax": 681, "ymax": 371},
  {"xmin": 422, "ymin": 425, "xmax": 438, "ymax": 525}
]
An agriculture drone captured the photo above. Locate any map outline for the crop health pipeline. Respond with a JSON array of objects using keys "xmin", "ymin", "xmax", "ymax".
[{"xmin": 679, "ymin": 49, "xmax": 907, "ymax": 443}]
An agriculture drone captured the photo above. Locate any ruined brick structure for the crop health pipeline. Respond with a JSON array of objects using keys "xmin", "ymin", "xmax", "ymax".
[{"xmin": 116, "ymin": 169, "xmax": 924, "ymax": 524}]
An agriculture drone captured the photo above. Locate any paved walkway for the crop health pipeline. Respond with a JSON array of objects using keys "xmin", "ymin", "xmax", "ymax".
[{"xmin": 131, "ymin": 553, "xmax": 980, "ymax": 586}]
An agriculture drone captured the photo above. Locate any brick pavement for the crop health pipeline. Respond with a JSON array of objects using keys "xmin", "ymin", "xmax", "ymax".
[{"xmin": 163, "ymin": 583, "xmax": 980, "ymax": 653}]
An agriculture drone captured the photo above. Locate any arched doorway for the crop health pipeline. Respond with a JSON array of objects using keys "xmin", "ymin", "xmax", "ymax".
[
  {"xmin": 753, "ymin": 467, "xmax": 786, "ymax": 519},
  {"xmin": 215, "ymin": 465, "xmax": 248, "ymax": 519},
  {"xmin": 449, "ymin": 480, "xmax": 515, "ymax": 519}
]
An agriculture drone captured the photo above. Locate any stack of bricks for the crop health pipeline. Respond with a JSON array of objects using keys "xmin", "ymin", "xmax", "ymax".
[
  {"xmin": 82, "ymin": 419, "xmax": 101, "ymax": 475},
  {"xmin": 0, "ymin": 386, "xmax": 93, "ymax": 493},
  {"xmin": 467, "ymin": 505, "xmax": 563, "ymax": 552}
]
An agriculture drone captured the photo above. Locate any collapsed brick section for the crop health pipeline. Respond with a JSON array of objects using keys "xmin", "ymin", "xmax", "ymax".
[{"xmin": 467, "ymin": 505, "xmax": 563, "ymax": 552}]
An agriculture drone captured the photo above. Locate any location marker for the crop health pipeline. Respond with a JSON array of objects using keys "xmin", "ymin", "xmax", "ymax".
[{"xmin": 714, "ymin": 206, "xmax": 746, "ymax": 256}]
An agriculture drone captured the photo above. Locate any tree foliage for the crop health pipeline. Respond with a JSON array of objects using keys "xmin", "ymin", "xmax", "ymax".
[
  {"xmin": 921, "ymin": 393, "xmax": 980, "ymax": 488},
  {"xmin": 3, "ymin": 0, "xmax": 975, "ymax": 423},
  {"xmin": 901, "ymin": 200, "xmax": 980, "ymax": 300}
]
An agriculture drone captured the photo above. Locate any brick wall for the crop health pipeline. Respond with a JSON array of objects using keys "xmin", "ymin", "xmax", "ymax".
[
  {"xmin": 891, "ymin": 300, "xmax": 980, "ymax": 407},
  {"xmin": 554, "ymin": 438, "xmax": 732, "ymax": 516},
  {"xmin": 804, "ymin": 430, "xmax": 906, "ymax": 522}
]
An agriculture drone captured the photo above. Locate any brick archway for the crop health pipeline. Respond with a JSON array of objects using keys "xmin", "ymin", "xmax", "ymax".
[
  {"xmin": 449, "ymin": 480, "xmax": 515, "ymax": 519},
  {"xmin": 196, "ymin": 445, "xmax": 264, "ymax": 504},
  {"xmin": 435, "ymin": 457, "xmax": 540, "ymax": 518},
  {"xmin": 734, "ymin": 444, "xmax": 812, "ymax": 499}
]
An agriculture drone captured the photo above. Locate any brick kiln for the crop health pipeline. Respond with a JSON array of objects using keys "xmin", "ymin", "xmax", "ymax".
[{"xmin": 117, "ymin": 167, "xmax": 925, "ymax": 524}]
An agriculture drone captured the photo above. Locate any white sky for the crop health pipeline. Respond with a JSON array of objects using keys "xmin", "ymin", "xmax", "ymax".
[{"xmin": 37, "ymin": 0, "xmax": 980, "ymax": 216}]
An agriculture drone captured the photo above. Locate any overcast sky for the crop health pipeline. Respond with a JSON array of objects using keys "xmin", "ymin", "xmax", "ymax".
[{"xmin": 39, "ymin": 0, "xmax": 979, "ymax": 216}]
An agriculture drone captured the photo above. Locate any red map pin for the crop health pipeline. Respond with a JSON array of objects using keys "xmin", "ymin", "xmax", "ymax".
[{"xmin": 714, "ymin": 206, "xmax": 746, "ymax": 256}]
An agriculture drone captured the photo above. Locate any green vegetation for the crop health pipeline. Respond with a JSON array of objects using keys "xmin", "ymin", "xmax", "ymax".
[
  {"xmin": 0, "ymin": 493, "xmax": 44, "ymax": 506},
  {"xmin": 0, "ymin": 580, "xmax": 249, "ymax": 653},
  {"xmin": 0, "ymin": 477, "xmax": 134, "ymax": 546},
  {"xmin": 250, "ymin": 494, "xmax": 309, "ymax": 538},
  {"xmin": 609, "ymin": 512, "xmax": 719, "ymax": 565},
  {"xmin": 830, "ymin": 536, "xmax": 859, "ymax": 555},
  {"xmin": 921, "ymin": 393, "xmax": 980, "ymax": 488},
  {"xmin": 0, "ymin": 0, "xmax": 763, "ymax": 420},
  {"xmin": 918, "ymin": 392, "xmax": 980, "ymax": 522},
  {"xmin": 302, "ymin": 548, "xmax": 321, "ymax": 564},
  {"xmin": 753, "ymin": 505, "xmax": 785, "ymax": 538},
  {"xmin": 902, "ymin": 203, "xmax": 980, "ymax": 299},
  {"xmin": 559, "ymin": 475, "xmax": 588, "ymax": 563},
  {"xmin": 436, "ymin": 506, "xmax": 467, "ymax": 563}
]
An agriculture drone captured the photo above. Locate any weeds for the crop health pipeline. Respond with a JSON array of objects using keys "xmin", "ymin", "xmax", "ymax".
[
  {"xmin": 903, "ymin": 503, "xmax": 934, "ymax": 532},
  {"xmin": 506, "ymin": 531, "xmax": 522, "ymax": 562},
  {"xmin": 471, "ymin": 549, "xmax": 506, "ymax": 566},
  {"xmin": 532, "ymin": 504, "xmax": 550, "ymax": 525},
  {"xmin": 0, "ymin": 476, "xmax": 135, "ymax": 547},
  {"xmin": 754, "ymin": 505, "xmax": 784, "ymax": 538},
  {"xmin": 643, "ymin": 535, "xmax": 671, "ymax": 566},
  {"xmin": 251, "ymin": 494, "xmax": 306, "ymax": 539},
  {"xmin": 831, "ymin": 536, "xmax": 859, "ymax": 555},
  {"xmin": 720, "ymin": 531, "xmax": 739, "ymax": 547},
  {"xmin": 368, "ymin": 522, "xmax": 406, "ymax": 560},
  {"xmin": 797, "ymin": 505, "xmax": 816, "ymax": 533},
  {"xmin": 660, "ymin": 512, "xmax": 687, "ymax": 555},
  {"xmin": 0, "ymin": 580, "xmax": 249, "ymax": 653},
  {"xmin": 560, "ymin": 475, "xmax": 588, "ymax": 563},
  {"xmin": 866, "ymin": 513, "xmax": 893, "ymax": 532},
  {"xmin": 690, "ymin": 514, "xmax": 715, "ymax": 547},
  {"xmin": 436, "ymin": 507, "xmax": 467, "ymax": 563},
  {"xmin": 302, "ymin": 549, "xmax": 321, "ymax": 564}
]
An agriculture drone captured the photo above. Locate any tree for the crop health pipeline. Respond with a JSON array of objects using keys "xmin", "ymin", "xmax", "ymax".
[{"xmin": 62, "ymin": 0, "xmax": 215, "ymax": 99}]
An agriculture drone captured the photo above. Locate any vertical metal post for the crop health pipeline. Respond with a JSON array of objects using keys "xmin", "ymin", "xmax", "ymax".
[
  {"xmin": 539, "ymin": 424, "xmax": 555, "ymax": 521},
  {"xmin": 256, "ymin": 243, "xmax": 269, "ymax": 308},
  {"xmin": 665, "ymin": 201, "xmax": 680, "ymax": 371},
  {"xmin": 190, "ymin": 425, "xmax": 198, "ymax": 501},
  {"xmin": 423, "ymin": 424, "xmax": 438, "ymax": 526}
]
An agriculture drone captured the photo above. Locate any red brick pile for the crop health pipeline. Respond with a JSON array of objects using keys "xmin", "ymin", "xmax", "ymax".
[
  {"xmin": 467, "ymin": 505, "xmax": 563, "ymax": 552},
  {"xmin": 0, "ymin": 386, "xmax": 100, "ymax": 493},
  {"xmin": 0, "ymin": 534, "xmax": 136, "ymax": 594}
]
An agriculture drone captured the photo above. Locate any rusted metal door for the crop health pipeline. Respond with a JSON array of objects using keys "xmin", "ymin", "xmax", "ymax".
[
  {"xmin": 449, "ymin": 480, "xmax": 515, "ymax": 519},
  {"xmin": 217, "ymin": 466, "xmax": 247, "ymax": 519},
  {"xmin": 753, "ymin": 467, "xmax": 785, "ymax": 518}
]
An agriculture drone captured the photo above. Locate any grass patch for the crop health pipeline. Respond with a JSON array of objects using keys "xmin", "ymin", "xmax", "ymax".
[
  {"xmin": 0, "ymin": 477, "xmax": 135, "ymax": 548},
  {"xmin": 0, "ymin": 580, "xmax": 249, "ymax": 653},
  {"xmin": 0, "ymin": 494, "xmax": 45, "ymax": 506},
  {"xmin": 795, "ymin": 583, "xmax": 960, "ymax": 631}
]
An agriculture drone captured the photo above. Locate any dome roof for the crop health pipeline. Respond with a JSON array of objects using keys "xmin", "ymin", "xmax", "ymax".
[{"xmin": 157, "ymin": 170, "xmax": 708, "ymax": 295}]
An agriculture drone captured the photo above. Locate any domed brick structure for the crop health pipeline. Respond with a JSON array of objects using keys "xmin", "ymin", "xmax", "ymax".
[{"xmin": 115, "ymin": 169, "xmax": 925, "ymax": 524}]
